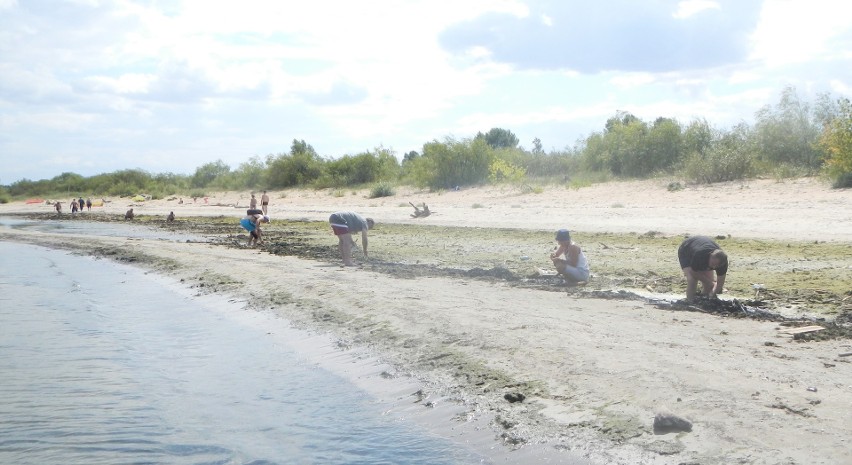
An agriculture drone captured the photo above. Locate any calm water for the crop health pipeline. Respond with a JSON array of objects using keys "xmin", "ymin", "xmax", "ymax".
[
  {"xmin": 0, "ymin": 242, "xmax": 486, "ymax": 465},
  {"xmin": 0, "ymin": 216, "xmax": 204, "ymax": 242}
]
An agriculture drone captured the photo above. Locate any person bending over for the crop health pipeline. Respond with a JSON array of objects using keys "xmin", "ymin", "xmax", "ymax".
[
  {"xmin": 678, "ymin": 235, "xmax": 728, "ymax": 299},
  {"xmin": 329, "ymin": 211, "xmax": 374, "ymax": 266},
  {"xmin": 240, "ymin": 213, "xmax": 269, "ymax": 246}
]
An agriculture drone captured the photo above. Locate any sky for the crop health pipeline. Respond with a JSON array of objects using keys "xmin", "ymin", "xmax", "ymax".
[{"xmin": 1, "ymin": 0, "xmax": 851, "ymax": 184}]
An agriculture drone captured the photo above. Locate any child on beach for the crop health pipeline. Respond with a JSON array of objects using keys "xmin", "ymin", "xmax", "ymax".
[{"xmin": 550, "ymin": 229, "xmax": 590, "ymax": 285}]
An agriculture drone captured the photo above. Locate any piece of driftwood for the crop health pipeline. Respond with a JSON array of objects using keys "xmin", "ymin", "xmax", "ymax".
[
  {"xmin": 777, "ymin": 325, "xmax": 825, "ymax": 335},
  {"xmin": 410, "ymin": 202, "xmax": 433, "ymax": 218}
]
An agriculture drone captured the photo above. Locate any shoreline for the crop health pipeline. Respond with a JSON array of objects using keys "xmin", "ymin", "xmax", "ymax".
[{"xmin": 3, "ymin": 178, "xmax": 852, "ymax": 464}]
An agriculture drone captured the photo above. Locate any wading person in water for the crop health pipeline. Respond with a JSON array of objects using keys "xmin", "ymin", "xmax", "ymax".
[
  {"xmin": 550, "ymin": 229, "xmax": 590, "ymax": 285},
  {"xmin": 678, "ymin": 235, "xmax": 728, "ymax": 300},
  {"xmin": 328, "ymin": 211, "xmax": 374, "ymax": 266}
]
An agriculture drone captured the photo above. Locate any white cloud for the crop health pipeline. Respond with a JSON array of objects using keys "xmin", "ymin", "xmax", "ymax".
[
  {"xmin": 673, "ymin": 0, "xmax": 720, "ymax": 19},
  {"xmin": 750, "ymin": 0, "xmax": 852, "ymax": 65},
  {"xmin": 610, "ymin": 73, "xmax": 657, "ymax": 89},
  {"xmin": 1, "ymin": 0, "xmax": 850, "ymax": 182}
]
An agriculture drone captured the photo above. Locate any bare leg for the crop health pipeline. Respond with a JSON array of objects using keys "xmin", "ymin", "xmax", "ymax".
[
  {"xmin": 683, "ymin": 268, "xmax": 698, "ymax": 299},
  {"xmin": 338, "ymin": 233, "xmax": 355, "ymax": 266}
]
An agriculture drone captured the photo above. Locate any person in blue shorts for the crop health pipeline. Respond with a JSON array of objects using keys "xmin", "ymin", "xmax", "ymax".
[
  {"xmin": 329, "ymin": 211, "xmax": 374, "ymax": 266},
  {"xmin": 240, "ymin": 213, "xmax": 269, "ymax": 246}
]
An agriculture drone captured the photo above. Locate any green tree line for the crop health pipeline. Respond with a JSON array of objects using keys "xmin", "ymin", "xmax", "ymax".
[{"xmin": 2, "ymin": 87, "xmax": 850, "ymax": 203}]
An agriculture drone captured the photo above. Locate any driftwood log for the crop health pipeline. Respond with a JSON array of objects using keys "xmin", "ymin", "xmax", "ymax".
[{"xmin": 410, "ymin": 202, "xmax": 433, "ymax": 218}]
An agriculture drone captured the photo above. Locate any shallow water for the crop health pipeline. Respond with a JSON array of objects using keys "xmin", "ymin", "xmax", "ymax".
[
  {"xmin": 0, "ymin": 242, "xmax": 486, "ymax": 465},
  {"xmin": 0, "ymin": 216, "xmax": 204, "ymax": 242}
]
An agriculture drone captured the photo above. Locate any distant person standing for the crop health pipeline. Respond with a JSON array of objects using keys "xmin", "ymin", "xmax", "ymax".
[
  {"xmin": 125, "ymin": 208, "xmax": 134, "ymax": 220},
  {"xmin": 249, "ymin": 193, "xmax": 257, "ymax": 210},
  {"xmin": 54, "ymin": 201, "xmax": 62, "ymax": 216},
  {"xmin": 167, "ymin": 211, "xmax": 175, "ymax": 222},
  {"xmin": 86, "ymin": 198, "xmax": 92, "ymax": 211},
  {"xmin": 261, "ymin": 191, "xmax": 270, "ymax": 215},
  {"xmin": 71, "ymin": 199, "xmax": 78, "ymax": 215},
  {"xmin": 78, "ymin": 197, "xmax": 85, "ymax": 212},
  {"xmin": 678, "ymin": 236, "xmax": 728, "ymax": 300},
  {"xmin": 328, "ymin": 211, "xmax": 374, "ymax": 266}
]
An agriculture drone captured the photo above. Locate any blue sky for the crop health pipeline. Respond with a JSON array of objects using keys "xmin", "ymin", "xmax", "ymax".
[{"xmin": 1, "ymin": 0, "xmax": 850, "ymax": 183}]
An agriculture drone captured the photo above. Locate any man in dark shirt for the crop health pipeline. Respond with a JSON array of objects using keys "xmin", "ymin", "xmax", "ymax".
[{"xmin": 678, "ymin": 236, "xmax": 728, "ymax": 299}]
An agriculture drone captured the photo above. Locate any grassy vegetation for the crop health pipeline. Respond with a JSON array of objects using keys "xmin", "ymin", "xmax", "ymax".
[
  {"xmin": 256, "ymin": 219, "xmax": 851, "ymax": 316},
  {"xmin": 4, "ymin": 87, "xmax": 850, "ymax": 201}
]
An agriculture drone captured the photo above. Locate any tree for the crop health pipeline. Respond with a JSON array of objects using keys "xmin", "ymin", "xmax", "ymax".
[
  {"xmin": 403, "ymin": 150, "xmax": 420, "ymax": 163},
  {"xmin": 753, "ymin": 86, "xmax": 822, "ymax": 169},
  {"xmin": 232, "ymin": 156, "xmax": 266, "ymax": 189},
  {"xmin": 410, "ymin": 137, "xmax": 494, "ymax": 189},
  {"xmin": 531, "ymin": 137, "xmax": 544, "ymax": 155},
  {"xmin": 191, "ymin": 160, "xmax": 230, "ymax": 188},
  {"xmin": 476, "ymin": 128, "xmax": 519, "ymax": 149},
  {"xmin": 818, "ymin": 97, "xmax": 852, "ymax": 187},
  {"xmin": 265, "ymin": 139, "xmax": 324, "ymax": 188}
]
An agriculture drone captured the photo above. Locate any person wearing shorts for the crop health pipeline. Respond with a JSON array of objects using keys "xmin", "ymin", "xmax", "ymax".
[
  {"xmin": 329, "ymin": 211, "xmax": 375, "ymax": 266},
  {"xmin": 260, "ymin": 191, "xmax": 270, "ymax": 215},
  {"xmin": 240, "ymin": 214, "xmax": 269, "ymax": 246},
  {"xmin": 678, "ymin": 235, "xmax": 728, "ymax": 299}
]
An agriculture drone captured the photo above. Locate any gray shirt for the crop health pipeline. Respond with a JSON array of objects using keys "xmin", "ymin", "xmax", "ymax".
[{"xmin": 330, "ymin": 211, "xmax": 368, "ymax": 232}]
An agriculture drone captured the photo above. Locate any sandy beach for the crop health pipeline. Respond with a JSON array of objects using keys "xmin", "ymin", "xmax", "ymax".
[{"xmin": 2, "ymin": 177, "xmax": 851, "ymax": 465}]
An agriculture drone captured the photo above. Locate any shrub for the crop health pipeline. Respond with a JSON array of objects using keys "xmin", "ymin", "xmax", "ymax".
[
  {"xmin": 681, "ymin": 125, "xmax": 756, "ymax": 184},
  {"xmin": 681, "ymin": 145, "xmax": 755, "ymax": 183},
  {"xmin": 819, "ymin": 97, "xmax": 852, "ymax": 186},
  {"xmin": 409, "ymin": 137, "xmax": 494, "ymax": 189},
  {"xmin": 489, "ymin": 159, "xmax": 526, "ymax": 184},
  {"xmin": 368, "ymin": 182, "xmax": 395, "ymax": 198},
  {"xmin": 832, "ymin": 172, "xmax": 852, "ymax": 189}
]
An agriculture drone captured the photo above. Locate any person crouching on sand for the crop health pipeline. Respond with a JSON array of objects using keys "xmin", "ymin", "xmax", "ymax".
[
  {"xmin": 240, "ymin": 213, "xmax": 269, "ymax": 246},
  {"xmin": 551, "ymin": 229, "xmax": 590, "ymax": 285},
  {"xmin": 329, "ymin": 211, "xmax": 374, "ymax": 266},
  {"xmin": 677, "ymin": 235, "xmax": 728, "ymax": 300}
]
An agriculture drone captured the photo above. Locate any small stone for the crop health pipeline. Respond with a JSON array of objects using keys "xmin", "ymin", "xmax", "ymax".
[
  {"xmin": 504, "ymin": 392, "xmax": 526, "ymax": 403},
  {"xmin": 654, "ymin": 411, "xmax": 693, "ymax": 434}
]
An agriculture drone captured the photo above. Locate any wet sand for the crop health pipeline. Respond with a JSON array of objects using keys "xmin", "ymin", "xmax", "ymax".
[{"xmin": 3, "ymin": 178, "xmax": 852, "ymax": 465}]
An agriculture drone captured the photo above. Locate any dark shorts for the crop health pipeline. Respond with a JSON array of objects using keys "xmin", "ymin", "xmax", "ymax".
[
  {"xmin": 329, "ymin": 213, "xmax": 349, "ymax": 236},
  {"xmin": 261, "ymin": 202, "xmax": 269, "ymax": 206}
]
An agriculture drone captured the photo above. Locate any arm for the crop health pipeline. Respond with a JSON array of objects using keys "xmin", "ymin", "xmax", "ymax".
[
  {"xmin": 550, "ymin": 244, "xmax": 567, "ymax": 260},
  {"xmin": 712, "ymin": 274, "xmax": 726, "ymax": 296},
  {"xmin": 361, "ymin": 230, "xmax": 369, "ymax": 259}
]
